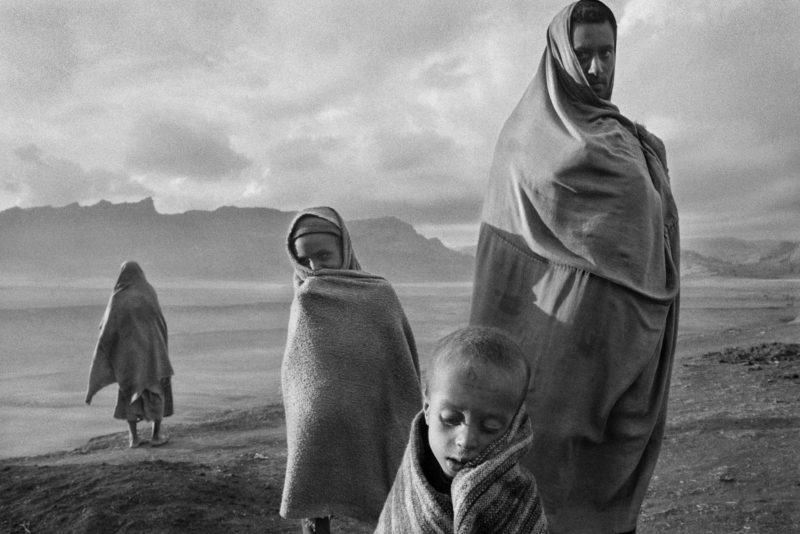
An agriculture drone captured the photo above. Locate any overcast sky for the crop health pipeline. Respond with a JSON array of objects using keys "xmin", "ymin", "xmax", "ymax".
[{"xmin": 1, "ymin": 0, "xmax": 797, "ymax": 247}]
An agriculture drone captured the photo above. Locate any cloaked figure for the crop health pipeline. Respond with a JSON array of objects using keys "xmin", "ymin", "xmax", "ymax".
[
  {"xmin": 86, "ymin": 261, "xmax": 174, "ymax": 448},
  {"xmin": 470, "ymin": 1, "xmax": 680, "ymax": 532},
  {"xmin": 279, "ymin": 207, "xmax": 421, "ymax": 534}
]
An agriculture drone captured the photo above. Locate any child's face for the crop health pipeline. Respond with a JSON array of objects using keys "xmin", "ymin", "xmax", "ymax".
[
  {"xmin": 423, "ymin": 359, "xmax": 521, "ymax": 482},
  {"xmin": 293, "ymin": 233, "xmax": 343, "ymax": 270}
]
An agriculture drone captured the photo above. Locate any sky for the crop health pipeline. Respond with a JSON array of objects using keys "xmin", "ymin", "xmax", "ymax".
[{"xmin": 1, "ymin": 0, "xmax": 798, "ymax": 247}]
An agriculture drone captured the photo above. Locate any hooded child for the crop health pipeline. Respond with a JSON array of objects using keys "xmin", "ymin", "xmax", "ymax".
[
  {"xmin": 86, "ymin": 261, "xmax": 174, "ymax": 448},
  {"xmin": 469, "ymin": 1, "xmax": 680, "ymax": 532},
  {"xmin": 375, "ymin": 326, "xmax": 548, "ymax": 534},
  {"xmin": 280, "ymin": 206, "xmax": 422, "ymax": 533}
]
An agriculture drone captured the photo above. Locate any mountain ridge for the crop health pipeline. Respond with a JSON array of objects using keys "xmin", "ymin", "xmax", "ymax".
[
  {"xmin": 2, "ymin": 199, "xmax": 797, "ymax": 282},
  {"xmin": 0, "ymin": 198, "xmax": 473, "ymax": 283}
]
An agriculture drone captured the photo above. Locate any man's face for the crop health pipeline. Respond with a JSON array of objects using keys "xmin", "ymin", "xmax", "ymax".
[{"xmin": 571, "ymin": 21, "xmax": 615, "ymax": 100}]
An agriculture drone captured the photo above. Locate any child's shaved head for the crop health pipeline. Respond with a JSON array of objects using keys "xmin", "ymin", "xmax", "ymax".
[{"xmin": 425, "ymin": 326, "xmax": 530, "ymax": 406}]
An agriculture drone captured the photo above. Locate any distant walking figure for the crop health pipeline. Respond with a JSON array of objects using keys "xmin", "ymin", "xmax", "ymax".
[
  {"xmin": 86, "ymin": 261, "xmax": 174, "ymax": 448},
  {"xmin": 279, "ymin": 207, "xmax": 422, "ymax": 534},
  {"xmin": 470, "ymin": 1, "xmax": 680, "ymax": 532}
]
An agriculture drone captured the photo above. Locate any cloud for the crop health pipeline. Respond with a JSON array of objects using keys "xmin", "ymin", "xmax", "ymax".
[
  {"xmin": 1, "ymin": 0, "xmax": 797, "ymax": 246},
  {"xmin": 374, "ymin": 130, "xmax": 457, "ymax": 171},
  {"xmin": 268, "ymin": 137, "xmax": 341, "ymax": 173},
  {"xmin": 4, "ymin": 144, "xmax": 151, "ymax": 207},
  {"xmin": 126, "ymin": 116, "xmax": 252, "ymax": 179}
]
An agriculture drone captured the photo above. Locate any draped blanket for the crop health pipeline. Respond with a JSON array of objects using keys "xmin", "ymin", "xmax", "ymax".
[
  {"xmin": 375, "ymin": 409, "xmax": 548, "ymax": 534},
  {"xmin": 86, "ymin": 261, "xmax": 173, "ymax": 405},
  {"xmin": 470, "ymin": 3, "xmax": 679, "ymax": 532},
  {"xmin": 280, "ymin": 207, "xmax": 422, "ymax": 524}
]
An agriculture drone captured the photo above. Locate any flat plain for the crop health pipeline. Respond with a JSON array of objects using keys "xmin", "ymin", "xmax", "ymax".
[{"xmin": 1, "ymin": 277, "xmax": 798, "ymax": 533}]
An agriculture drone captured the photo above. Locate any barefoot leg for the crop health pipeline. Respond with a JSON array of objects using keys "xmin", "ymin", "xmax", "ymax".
[
  {"xmin": 127, "ymin": 420, "xmax": 149, "ymax": 448},
  {"xmin": 150, "ymin": 419, "xmax": 170, "ymax": 447}
]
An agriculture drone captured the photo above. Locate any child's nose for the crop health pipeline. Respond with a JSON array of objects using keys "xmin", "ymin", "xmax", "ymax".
[{"xmin": 455, "ymin": 425, "xmax": 478, "ymax": 452}]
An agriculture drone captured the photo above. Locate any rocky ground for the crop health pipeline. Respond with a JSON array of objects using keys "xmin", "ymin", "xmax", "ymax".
[{"xmin": 2, "ymin": 328, "xmax": 798, "ymax": 533}]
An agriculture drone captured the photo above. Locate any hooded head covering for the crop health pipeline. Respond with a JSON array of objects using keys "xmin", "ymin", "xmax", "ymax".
[
  {"xmin": 286, "ymin": 206, "xmax": 361, "ymax": 274},
  {"xmin": 551, "ymin": 0, "xmax": 617, "ymax": 104},
  {"xmin": 479, "ymin": 0, "xmax": 678, "ymax": 300},
  {"xmin": 114, "ymin": 260, "xmax": 147, "ymax": 292},
  {"xmin": 291, "ymin": 215, "xmax": 342, "ymax": 241}
]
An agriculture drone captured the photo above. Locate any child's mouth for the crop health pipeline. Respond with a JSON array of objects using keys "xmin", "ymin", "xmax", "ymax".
[{"xmin": 445, "ymin": 457, "xmax": 469, "ymax": 473}]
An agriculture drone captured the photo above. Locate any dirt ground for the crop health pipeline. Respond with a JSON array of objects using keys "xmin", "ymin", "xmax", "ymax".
[{"xmin": 1, "ymin": 323, "xmax": 798, "ymax": 533}]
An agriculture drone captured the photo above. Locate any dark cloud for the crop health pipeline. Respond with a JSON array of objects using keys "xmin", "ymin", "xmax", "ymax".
[
  {"xmin": 126, "ymin": 117, "xmax": 251, "ymax": 179},
  {"xmin": 13, "ymin": 144, "xmax": 43, "ymax": 163}
]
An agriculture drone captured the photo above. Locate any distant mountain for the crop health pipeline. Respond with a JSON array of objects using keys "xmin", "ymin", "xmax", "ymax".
[
  {"xmin": 0, "ymin": 198, "xmax": 473, "ymax": 283},
  {"xmin": 453, "ymin": 235, "xmax": 799, "ymax": 279},
  {"xmin": 681, "ymin": 237, "xmax": 800, "ymax": 278}
]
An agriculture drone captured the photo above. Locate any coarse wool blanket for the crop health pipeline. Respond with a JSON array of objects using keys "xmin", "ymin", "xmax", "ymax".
[
  {"xmin": 469, "ymin": 2, "xmax": 680, "ymax": 532},
  {"xmin": 280, "ymin": 207, "xmax": 422, "ymax": 524},
  {"xmin": 85, "ymin": 261, "xmax": 174, "ymax": 405},
  {"xmin": 375, "ymin": 408, "xmax": 548, "ymax": 534}
]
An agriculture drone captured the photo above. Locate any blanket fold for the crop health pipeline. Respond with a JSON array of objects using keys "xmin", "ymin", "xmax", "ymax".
[
  {"xmin": 280, "ymin": 207, "xmax": 422, "ymax": 524},
  {"xmin": 376, "ymin": 408, "xmax": 548, "ymax": 534},
  {"xmin": 85, "ymin": 261, "xmax": 173, "ymax": 405}
]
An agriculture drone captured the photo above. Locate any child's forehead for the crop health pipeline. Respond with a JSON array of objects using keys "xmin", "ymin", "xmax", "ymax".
[{"xmin": 431, "ymin": 358, "xmax": 522, "ymax": 399}]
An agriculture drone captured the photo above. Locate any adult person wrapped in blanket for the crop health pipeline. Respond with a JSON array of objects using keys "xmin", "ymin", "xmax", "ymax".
[
  {"xmin": 376, "ymin": 407, "xmax": 548, "ymax": 534},
  {"xmin": 85, "ymin": 261, "xmax": 174, "ymax": 427},
  {"xmin": 280, "ymin": 207, "xmax": 422, "ymax": 525},
  {"xmin": 469, "ymin": 2, "xmax": 680, "ymax": 532}
]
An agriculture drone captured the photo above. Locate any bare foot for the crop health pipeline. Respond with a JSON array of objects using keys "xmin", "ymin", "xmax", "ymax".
[
  {"xmin": 150, "ymin": 435, "xmax": 170, "ymax": 447},
  {"xmin": 129, "ymin": 437, "xmax": 150, "ymax": 448}
]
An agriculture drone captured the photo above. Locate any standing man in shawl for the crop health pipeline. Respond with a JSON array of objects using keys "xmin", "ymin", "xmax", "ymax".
[
  {"xmin": 470, "ymin": 1, "xmax": 679, "ymax": 533},
  {"xmin": 86, "ymin": 261, "xmax": 174, "ymax": 448}
]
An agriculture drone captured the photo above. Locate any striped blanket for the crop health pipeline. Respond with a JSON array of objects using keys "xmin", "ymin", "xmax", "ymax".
[{"xmin": 375, "ymin": 408, "xmax": 548, "ymax": 533}]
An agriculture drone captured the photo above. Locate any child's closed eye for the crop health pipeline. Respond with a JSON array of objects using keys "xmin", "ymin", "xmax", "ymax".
[
  {"xmin": 439, "ymin": 411, "xmax": 463, "ymax": 426},
  {"xmin": 480, "ymin": 419, "xmax": 505, "ymax": 434}
]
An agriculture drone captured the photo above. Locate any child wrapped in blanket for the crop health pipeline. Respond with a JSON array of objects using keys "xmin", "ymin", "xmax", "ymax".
[
  {"xmin": 376, "ymin": 326, "xmax": 549, "ymax": 534},
  {"xmin": 279, "ymin": 207, "xmax": 422, "ymax": 534}
]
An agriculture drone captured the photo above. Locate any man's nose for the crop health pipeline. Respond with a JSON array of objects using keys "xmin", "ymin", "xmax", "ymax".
[{"xmin": 589, "ymin": 55, "xmax": 603, "ymax": 76}]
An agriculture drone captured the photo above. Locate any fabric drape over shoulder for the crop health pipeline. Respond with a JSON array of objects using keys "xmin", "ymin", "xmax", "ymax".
[
  {"xmin": 86, "ymin": 261, "xmax": 173, "ymax": 404},
  {"xmin": 280, "ymin": 207, "xmax": 422, "ymax": 524},
  {"xmin": 470, "ymin": 3, "xmax": 679, "ymax": 532},
  {"xmin": 375, "ymin": 408, "xmax": 548, "ymax": 534}
]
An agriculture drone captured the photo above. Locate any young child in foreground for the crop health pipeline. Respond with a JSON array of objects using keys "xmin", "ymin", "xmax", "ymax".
[
  {"xmin": 376, "ymin": 326, "xmax": 549, "ymax": 534},
  {"xmin": 279, "ymin": 206, "xmax": 422, "ymax": 534}
]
